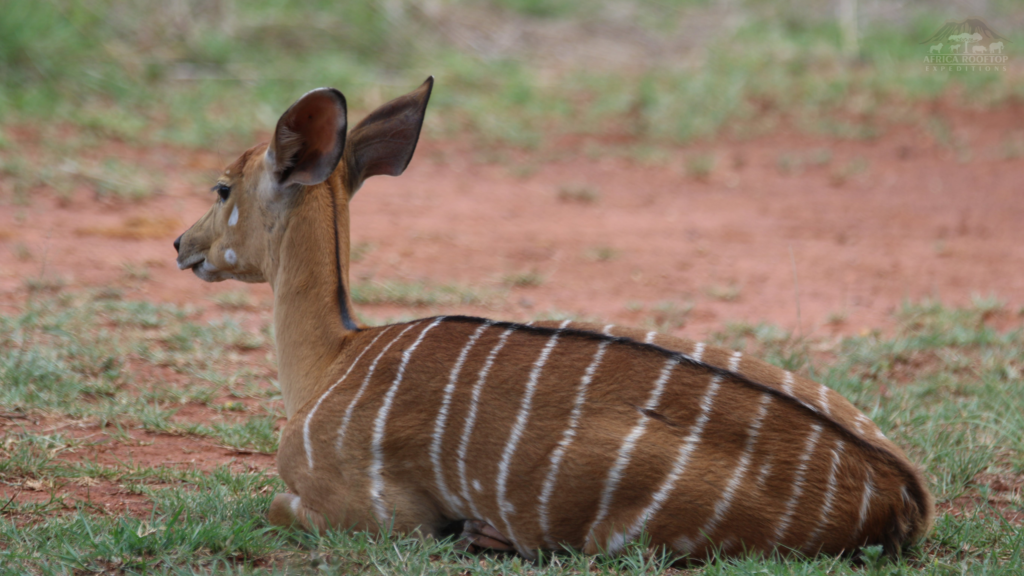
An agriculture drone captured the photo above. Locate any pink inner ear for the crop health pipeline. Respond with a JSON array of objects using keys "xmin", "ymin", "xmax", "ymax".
[{"xmin": 286, "ymin": 93, "xmax": 340, "ymax": 159}]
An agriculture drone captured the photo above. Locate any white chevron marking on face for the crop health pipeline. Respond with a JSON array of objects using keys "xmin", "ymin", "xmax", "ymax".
[
  {"xmin": 303, "ymin": 326, "xmax": 392, "ymax": 469},
  {"xmin": 369, "ymin": 318, "xmax": 445, "ymax": 523},
  {"xmin": 228, "ymin": 205, "xmax": 239, "ymax": 226}
]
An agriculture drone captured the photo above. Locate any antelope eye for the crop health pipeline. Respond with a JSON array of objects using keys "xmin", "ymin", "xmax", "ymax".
[{"xmin": 213, "ymin": 183, "xmax": 231, "ymax": 202}]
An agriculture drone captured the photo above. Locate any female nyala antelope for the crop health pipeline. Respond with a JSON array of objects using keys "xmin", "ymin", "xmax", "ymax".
[{"xmin": 174, "ymin": 78, "xmax": 933, "ymax": 561}]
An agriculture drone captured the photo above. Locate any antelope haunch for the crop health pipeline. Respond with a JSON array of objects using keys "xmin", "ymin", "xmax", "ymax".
[{"xmin": 174, "ymin": 78, "xmax": 933, "ymax": 561}]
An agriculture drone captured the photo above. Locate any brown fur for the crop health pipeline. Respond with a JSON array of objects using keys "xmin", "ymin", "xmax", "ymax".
[{"xmin": 175, "ymin": 79, "xmax": 933, "ymax": 562}]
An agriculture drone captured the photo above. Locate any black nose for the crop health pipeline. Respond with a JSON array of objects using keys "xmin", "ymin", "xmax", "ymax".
[{"xmin": 173, "ymin": 235, "xmax": 182, "ymax": 254}]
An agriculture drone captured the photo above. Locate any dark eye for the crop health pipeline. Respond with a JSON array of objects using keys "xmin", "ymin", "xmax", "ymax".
[{"xmin": 213, "ymin": 183, "xmax": 231, "ymax": 202}]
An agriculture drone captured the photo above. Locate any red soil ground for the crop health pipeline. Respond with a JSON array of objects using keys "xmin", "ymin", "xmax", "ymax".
[{"xmin": 2, "ymin": 105, "xmax": 1024, "ymax": 522}]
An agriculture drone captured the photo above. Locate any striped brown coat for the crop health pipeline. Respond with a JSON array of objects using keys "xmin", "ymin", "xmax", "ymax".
[{"xmin": 173, "ymin": 78, "xmax": 933, "ymax": 561}]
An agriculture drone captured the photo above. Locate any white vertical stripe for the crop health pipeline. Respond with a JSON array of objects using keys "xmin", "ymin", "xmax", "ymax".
[
  {"xmin": 728, "ymin": 350, "xmax": 742, "ymax": 372},
  {"xmin": 692, "ymin": 342, "xmax": 706, "ymax": 363},
  {"xmin": 756, "ymin": 458, "xmax": 773, "ymax": 490},
  {"xmin": 818, "ymin": 385, "xmax": 832, "ymax": 416},
  {"xmin": 303, "ymin": 327, "xmax": 392, "ymax": 469},
  {"xmin": 457, "ymin": 326, "xmax": 517, "ymax": 519},
  {"xmin": 584, "ymin": 356, "xmax": 679, "ymax": 549},
  {"xmin": 336, "ymin": 323, "xmax": 418, "ymax": 457},
  {"xmin": 855, "ymin": 469, "xmax": 876, "ymax": 537},
  {"xmin": 675, "ymin": 534, "xmax": 695, "ymax": 555},
  {"xmin": 771, "ymin": 423, "xmax": 823, "ymax": 546},
  {"xmin": 853, "ymin": 414, "xmax": 866, "ymax": 434},
  {"xmin": 687, "ymin": 391, "xmax": 772, "ymax": 549},
  {"xmin": 538, "ymin": 324, "xmax": 614, "ymax": 547},
  {"xmin": 496, "ymin": 320, "xmax": 569, "ymax": 555},
  {"xmin": 804, "ymin": 441, "xmax": 846, "ymax": 552},
  {"xmin": 619, "ymin": 352, "xmax": 741, "ymax": 548},
  {"xmin": 781, "ymin": 370, "xmax": 824, "ymax": 416},
  {"xmin": 644, "ymin": 331, "xmax": 656, "ymax": 344},
  {"xmin": 782, "ymin": 370, "xmax": 795, "ymax": 395},
  {"xmin": 369, "ymin": 318, "xmax": 445, "ymax": 523},
  {"xmin": 429, "ymin": 321, "xmax": 492, "ymax": 513}
]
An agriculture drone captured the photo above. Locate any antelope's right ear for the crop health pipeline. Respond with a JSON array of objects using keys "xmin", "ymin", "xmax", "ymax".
[
  {"xmin": 344, "ymin": 76, "xmax": 433, "ymax": 195},
  {"xmin": 267, "ymin": 88, "xmax": 348, "ymax": 189}
]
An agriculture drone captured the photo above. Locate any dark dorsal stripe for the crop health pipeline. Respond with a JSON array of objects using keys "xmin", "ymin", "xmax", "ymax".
[{"xmin": 331, "ymin": 191, "xmax": 359, "ymax": 331}]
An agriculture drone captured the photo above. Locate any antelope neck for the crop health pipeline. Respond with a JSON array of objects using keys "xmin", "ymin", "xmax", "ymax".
[{"xmin": 270, "ymin": 178, "xmax": 359, "ymax": 417}]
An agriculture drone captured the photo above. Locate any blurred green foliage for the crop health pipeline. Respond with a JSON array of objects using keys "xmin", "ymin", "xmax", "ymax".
[{"xmin": 0, "ymin": 0, "xmax": 1021, "ymax": 150}]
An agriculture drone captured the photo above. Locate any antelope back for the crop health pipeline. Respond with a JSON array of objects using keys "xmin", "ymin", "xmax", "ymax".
[{"xmin": 280, "ymin": 315, "xmax": 932, "ymax": 559}]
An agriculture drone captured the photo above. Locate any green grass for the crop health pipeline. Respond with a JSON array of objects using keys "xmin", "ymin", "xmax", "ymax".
[
  {"xmin": 350, "ymin": 279, "xmax": 500, "ymax": 307},
  {"xmin": 1, "ymin": 1, "xmax": 1022, "ymax": 161},
  {"xmin": 2, "ymin": 292, "xmax": 1023, "ymax": 572},
  {"xmin": 0, "ymin": 292, "xmax": 276, "ymax": 449},
  {"xmin": 502, "ymin": 269, "xmax": 547, "ymax": 288}
]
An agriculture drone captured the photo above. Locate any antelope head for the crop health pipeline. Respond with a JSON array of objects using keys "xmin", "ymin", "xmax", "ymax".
[{"xmin": 174, "ymin": 77, "xmax": 434, "ymax": 291}]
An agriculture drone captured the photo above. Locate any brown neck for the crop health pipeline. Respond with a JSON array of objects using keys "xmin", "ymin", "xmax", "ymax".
[{"xmin": 267, "ymin": 175, "xmax": 359, "ymax": 418}]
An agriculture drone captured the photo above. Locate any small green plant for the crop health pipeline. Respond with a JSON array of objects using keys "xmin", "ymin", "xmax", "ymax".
[
  {"xmin": 685, "ymin": 152, "xmax": 715, "ymax": 181},
  {"xmin": 121, "ymin": 262, "xmax": 151, "ymax": 281},
  {"xmin": 211, "ymin": 290, "xmax": 252, "ymax": 310},
  {"xmin": 585, "ymin": 246, "xmax": 619, "ymax": 262},
  {"xmin": 11, "ymin": 242, "xmax": 31, "ymax": 261},
  {"xmin": 24, "ymin": 274, "xmax": 67, "ymax": 293},
  {"xmin": 776, "ymin": 151, "xmax": 801, "ymax": 175},
  {"xmin": 502, "ymin": 269, "xmax": 545, "ymax": 288},
  {"xmin": 705, "ymin": 283, "xmax": 741, "ymax": 302},
  {"xmin": 351, "ymin": 241, "xmax": 375, "ymax": 263},
  {"xmin": 350, "ymin": 280, "xmax": 497, "ymax": 307},
  {"xmin": 643, "ymin": 301, "xmax": 692, "ymax": 332},
  {"xmin": 830, "ymin": 156, "xmax": 869, "ymax": 187},
  {"xmin": 826, "ymin": 310, "xmax": 848, "ymax": 326},
  {"xmin": 557, "ymin": 183, "xmax": 600, "ymax": 204}
]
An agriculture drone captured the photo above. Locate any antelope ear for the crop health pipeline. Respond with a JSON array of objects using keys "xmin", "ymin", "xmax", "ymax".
[
  {"xmin": 268, "ymin": 88, "xmax": 348, "ymax": 188},
  {"xmin": 344, "ymin": 76, "xmax": 433, "ymax": 195}
]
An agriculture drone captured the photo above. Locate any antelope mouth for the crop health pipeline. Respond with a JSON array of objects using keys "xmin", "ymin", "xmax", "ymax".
[{"xmin": 177, "ymin": 253, "xmax": 206, "ymax": 272}]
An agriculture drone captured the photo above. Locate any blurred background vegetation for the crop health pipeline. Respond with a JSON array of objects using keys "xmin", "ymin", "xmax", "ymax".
[{"xmin": 1, "ymin": 0, "xmax": 1022, "ymax": 153}]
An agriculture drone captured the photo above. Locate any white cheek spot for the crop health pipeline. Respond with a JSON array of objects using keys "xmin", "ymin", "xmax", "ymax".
[
  {"xmin": 224, "ymin": 248, "xmax": 237, "ymax": 265},
  {"xmin": 228, "ymin": 205, "xmax": 239, "ymax": 226}
]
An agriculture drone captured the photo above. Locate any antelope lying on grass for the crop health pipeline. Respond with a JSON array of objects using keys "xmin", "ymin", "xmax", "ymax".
[{"xmin": 174, "ymin": 78, "xmax": 933, "ymax": 561}]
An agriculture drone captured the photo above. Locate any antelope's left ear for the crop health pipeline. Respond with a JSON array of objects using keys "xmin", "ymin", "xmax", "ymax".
[
  {"xmin": 344, "ymin": 76, "xmax": 433, "ymax": 195},
  {"xmin": 267, "ymin": 87, "xmax": 348, "ymax": 189}
]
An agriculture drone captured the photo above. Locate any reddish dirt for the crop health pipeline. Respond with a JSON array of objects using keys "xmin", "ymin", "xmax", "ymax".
[{"xmin": 3, "ymin": 105, "xmax": 1024, "ymax": 517}]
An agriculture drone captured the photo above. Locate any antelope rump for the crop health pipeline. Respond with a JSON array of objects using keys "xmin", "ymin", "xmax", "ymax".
[{"xmin": 173, "ymin": 78, "xmax": 933, "ymax": 562}]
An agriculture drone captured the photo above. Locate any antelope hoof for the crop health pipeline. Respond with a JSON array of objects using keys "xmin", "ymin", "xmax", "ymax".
[{"xmin": 460, "ymin": 519, "xmax": 515, "ymax": 552}]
